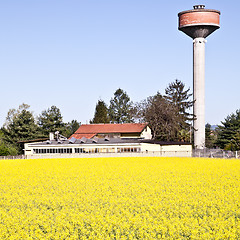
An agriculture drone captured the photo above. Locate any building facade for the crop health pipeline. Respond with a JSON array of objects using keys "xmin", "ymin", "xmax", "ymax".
[
  {"xmin": 24, "ymin": 137, "xmax": 192, "ymax": 158},
  {"xmin": 23, "ymin": 123, "xmax": 192, "ymax": 158}
]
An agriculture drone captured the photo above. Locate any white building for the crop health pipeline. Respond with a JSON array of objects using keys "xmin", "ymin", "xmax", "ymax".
[
  {"xmin": 24, "ymin": 137, "xmax": 192, "ymax": 158},
  {"xmin": 24, "ymin": 123, "xmax": 192, "ymax": 158}
]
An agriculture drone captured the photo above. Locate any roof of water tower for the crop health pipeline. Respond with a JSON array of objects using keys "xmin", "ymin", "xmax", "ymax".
[{"xmin": 178, "ymin": 5, "xmax": 220, "ymax": 39}]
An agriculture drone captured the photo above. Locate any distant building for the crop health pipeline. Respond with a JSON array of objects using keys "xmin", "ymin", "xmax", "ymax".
[
  {"xmin": 23, "ymin": 123, "xmax": 192, "ymax": 157},
  {"xmin": 24, "ymin": 137, "xmax": 192, "ymax": 157},
  {"xmin": 70, "ymin": 123, "xmax": 152, "ymax": 140}
]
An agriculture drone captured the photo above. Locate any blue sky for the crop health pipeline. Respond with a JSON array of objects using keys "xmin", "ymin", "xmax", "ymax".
[{"xmin": 0, "ymin": 1, "xmax": 239, "ymax": 127}]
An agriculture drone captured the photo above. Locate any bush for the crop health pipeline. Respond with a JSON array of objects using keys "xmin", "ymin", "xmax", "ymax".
[{"xmin": 0, "ymin": 143, "xmax": 18, "ymax": 156}]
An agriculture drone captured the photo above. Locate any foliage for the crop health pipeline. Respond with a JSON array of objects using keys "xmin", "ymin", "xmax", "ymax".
[
  {"xmin": 64, "ymin": 120, "xmax": 81, "ymax": 138},
  {"xmin": 0, "ymin": 142, "xmax": 18, "ymax": 156},
  {"xmin": 91, "ymin": 100, "xmax": 110, "ymax": 124},
  {"xmin": 216, "ymin": 110, "xmax": 240, "ymax": 150},
  {"xmin": 38, "ymin": 106, "xmax": 65, "ymax": 137},
  {"xmin": 136, "ymin": 93, "xmax": 180, "ymax": 141},
  {"xmin": 178, "ymin": 129, "xmax": 190, "ymax": 142},
  {"xmin": 205, "ymin": 123, "xmax": 216, "ymax": 148},
  {"xmin": 223, "ymin": 130, "xmax": 240, "ymax": 151},
  {"xmin": 0, "ymin": 130, "xmax": 9, "ymax": 156},
  {"xmin": 164, "ymin": 79, "xmax": 194, "ymax": 131},
  {"xmin": 0, "ymin": 157, "xmax": 239, "ymax": 239},
  {"xmin": 0, "ymin": 144, "xmax": 10, "ymax": 156},
  {"xmin": 2, "ymin": 104, "xmax": 39, "ymax": 154},
  {"xmin": 108, "ymin": 88, "xmax": 133, "ymax": 123},
  {"xmin": 3, "ymin": 103, "xmax": 31, "ymax": 128},
  {"xmin": 0, "ymin": 130, "xmax": 17, "ymax": 156},
  {"xmin": 1, "ymin": 104, "xmax": 80, "ymax": 154},
  {"xmin": 134, "ymin": 80, "xmax": 193, "ymax": 141}
]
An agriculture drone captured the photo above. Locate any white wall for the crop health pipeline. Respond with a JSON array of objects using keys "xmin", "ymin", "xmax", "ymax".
[
  {"xmin": 24, "ymin": 142, "xmax": 192, "ymax": 157},
  {"xmin": 140, "ymin": 143, "xmax": 161, "ymax": 152},
  {"xmin": 161, "ymin": 145, "xmax": 192, "ymax": 157}
]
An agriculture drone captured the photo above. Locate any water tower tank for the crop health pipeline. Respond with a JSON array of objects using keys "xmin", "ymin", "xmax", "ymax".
[{"xmin": 178, "ymin": 5, "xmax": 220, "ymax": 39}]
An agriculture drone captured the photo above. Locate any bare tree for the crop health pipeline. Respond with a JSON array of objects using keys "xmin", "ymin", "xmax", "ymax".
[{"xmin": 136, "ymin": 93, "xmax": 180, "ymax": 141}]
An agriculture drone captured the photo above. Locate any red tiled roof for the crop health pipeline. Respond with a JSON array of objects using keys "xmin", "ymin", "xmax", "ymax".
[
  {"xmin": 70, "ymin": 123, "xmax": 148, "ymax": 139},
  {"xmin": 71, "ymin": 133, "xmax": 96, "ymax": 139}
]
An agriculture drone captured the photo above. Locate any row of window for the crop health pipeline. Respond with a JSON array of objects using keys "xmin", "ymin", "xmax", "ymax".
[
  {"xmin": 33, "ymin": 147, "xmax": 141, "ymax": 154},
  {"xmin": 34, "ymin": 148, "xmax": 72, "ymax": 154},
  {"xmin": 117, "ymin": 147, "xmax": 141, "ymax": 153},
  {"xmin": 75, "ymin": 147, "xmax": 141, "ymax": 153}
]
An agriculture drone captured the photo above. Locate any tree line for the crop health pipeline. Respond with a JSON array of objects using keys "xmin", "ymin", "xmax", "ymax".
[
  {"xmin": 0, "ymin": 79, "xmax": 239, "ymax": 155},
  {"xmin": 91, "ymin": 79, "xmax": 240, "ymax": 151},
  {"xmin": 0, "ymin": 104, "xmax": 80, "ymax": 155},
  {"xmin": 92, "ymin": 80, "xmax": 194, "ymax": 142}
]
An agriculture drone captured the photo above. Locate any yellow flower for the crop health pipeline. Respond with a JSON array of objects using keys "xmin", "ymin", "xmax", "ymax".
[{"xmin": 0, "ymin": 157, "xmax": 239, "ymax": 239}]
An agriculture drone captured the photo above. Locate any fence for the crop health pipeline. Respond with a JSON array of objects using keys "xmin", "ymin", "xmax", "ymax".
[
  {"xmin": 192, "ymin": 149, "xmax": 240, "ymax": 159},
  {"xmin": 0, "ymin": 149, "xmax": 239, "ymax": 160},
  {"xmin": 0, "ymin": 155, "xmax": 27, "ymax": 160},
  {"xmin": 0, "ymin": 151, "xmax": 190, "ymax": 160}
]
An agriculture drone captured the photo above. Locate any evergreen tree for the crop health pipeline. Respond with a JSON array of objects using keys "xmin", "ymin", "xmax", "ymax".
[
  {"xmin": 0, "ymin": 129, "xmax": 18, "ymax": 156},
  {"xmin": 4, "ymin": 103, "xmax": 31, "ymax": 128},
  {"xmin": 164, "ymin": 79, "xmax": 193, "ymax": 130},
  {"xmin": 2, "ymin": 104, "xmax": 39, "ymax": 154},
  {"xmin": 205, "ymin": 123, "xmax": 216, "ymax": 148},
  {"xmin": 109, "ymin": 88, "xmax": 133, "ymax": 123},
  {"xmin": 216, "ymin": 110, "xmax": 240, "ymax": 150},
  {"xmin": 65, "ymin": 120, "xmax": 81, "ymax": 138},
  {"xmin": 92, "ymin": 100, "xmax": 109, "ymax": 123},
  {"xmin": 38, "ymin": 105, "xmax": 65, "ymax": 137},
  {"xmin": 0, "ymin": 143, "xmax": 10, "ymax": 156}
]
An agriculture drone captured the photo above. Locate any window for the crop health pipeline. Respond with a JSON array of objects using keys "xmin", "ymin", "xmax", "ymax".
[
  {"xmin": 67, "ymin": 148, "xmax": 72, "ymax": 154},
  {"xmin": 109, "ymin": 148, "xmax": 115, "ymax": 153},
  {"xmin": 124, "ymin": 148, "xmax": 131, "ymax": 152}
]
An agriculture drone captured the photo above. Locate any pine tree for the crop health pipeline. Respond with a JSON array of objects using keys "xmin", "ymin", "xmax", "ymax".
[
  {"xmin": 216, "ymin": 110, "xmax": 240, "ymax": 150},
  {"xmin": 164, "ymin": 79, "xmax": 193, "ymax": 130},
  {"xmin": 2, "ymin": 103, "xmax": 39, "ymax": 154},
  {"xmin": 38, "ymin": 105, "xmax": 65, "ymax": 136},
  {"xmin": 0, "ymin": 129, "xmax": 18, "ymax": 156},
  {"xmin": 109, "ymin": 88, "xmax": 133, "ymax": 123},
  {"xmin": 92, "ymin": 100, "xmax": 109, "ymax": 123},
  {"xmin": 65, "ymin": 120, "xmax": 81, "ymax": 137}
]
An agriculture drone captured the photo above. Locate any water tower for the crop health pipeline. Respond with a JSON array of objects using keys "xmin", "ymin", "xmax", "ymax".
[{"xmin": 178, "ymin": 5, "xmax": 220, "ymax": 149}]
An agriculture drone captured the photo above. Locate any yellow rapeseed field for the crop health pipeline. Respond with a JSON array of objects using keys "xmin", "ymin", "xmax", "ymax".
[{"xmin": 0, "ymin": 157, "xmax": 240, "ymax": 239}]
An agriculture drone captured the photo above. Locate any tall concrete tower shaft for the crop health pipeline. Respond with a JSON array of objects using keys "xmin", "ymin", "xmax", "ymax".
[
  {"xmin": 178, "ymin": 5, "xmax": 220, "ymax": 149},
  {"xmin": 193, "ymin": 37, "xmax": 206, "ymax": 149}
]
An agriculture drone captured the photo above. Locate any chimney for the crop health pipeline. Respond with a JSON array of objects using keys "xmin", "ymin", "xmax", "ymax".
[{"xmin": 49, "ymin": 132, "xmax": 54, "ymax": 141}]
